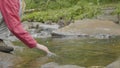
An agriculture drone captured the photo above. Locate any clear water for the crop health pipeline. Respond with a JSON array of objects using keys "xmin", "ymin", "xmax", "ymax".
[
  {"xmin": 37, "ymin": 37, "xmax": 120, "ymax": 67},
  {"xmin": 14, "ymin": 37, "xmax": 120, "ymax": 68}
]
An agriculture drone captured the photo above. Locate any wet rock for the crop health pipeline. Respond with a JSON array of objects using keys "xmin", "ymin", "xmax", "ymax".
[
  {"xmin": 27, "ymin": 22, "xmax": 59, "ymax": 38},
  {"xmin": 88, "ymin": 66, "xmax": 105, "ymax": 68},
  {"xmin": 97, "ymin": 15, "xmax": 118, "ymax": 23},
  {"xmin": 41, "ymin": 62, "xmax": 85, "ymax": 68},
  {"xmin": 52, "ymin": 19, "xmax": 120, "ymax": 39},
  {"xmin": 3, "ymin": 40, "xmax": 24, "ymax": 53},
  {"xmin": 23, "ymin": 22, "xmax": 59, "ymax": 32},
  {"xmin": 39, "ymin": 24, "xmax": 59, "ymax": 32},
  {"xmin": 0, "ymin": 46, "xmax": 14, "ymax": 53},
  {"xmin": 97, "ymin": 7, "xmax": 119, "ymax": 23},
  {"xmin": 0, "ymin": 40, "xmax": 14, "ymax": 53},
  {"xmin": 0, "ymin": 52, "xmax": 20, "ymax": 68},
  {"xmin": 56, "ymin": 65, "xmax": 85, "ymax": 68},
  {"xmin": 8, "ymin": 22, "xmax": 59, "ymax": 39},
  {"xmin": 106, "ymin": 59, "xmax": 120, "ymax": 68},
  {"xmin": 41, "ymin": 62, "xmax": 59, "ymax": 68},
  {"xmin": 90, "ymin": 34, "xmax": 112, "ymax": 39}
]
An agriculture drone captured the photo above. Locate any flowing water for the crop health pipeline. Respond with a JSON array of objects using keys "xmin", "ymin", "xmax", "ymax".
[{"xmin": 14, "ymin": 37, "xmax": 120, "ymax": 68}]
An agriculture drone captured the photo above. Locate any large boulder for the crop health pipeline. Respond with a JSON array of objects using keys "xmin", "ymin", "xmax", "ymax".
[{"xmin": 52, "ymin": 19, "xmax": 120, "ymax": 39}]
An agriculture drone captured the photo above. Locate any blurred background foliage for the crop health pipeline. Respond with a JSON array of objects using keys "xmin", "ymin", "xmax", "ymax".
[{"xmin": 22, "ymin": 0, "xmax": 120, "ymax": 22}]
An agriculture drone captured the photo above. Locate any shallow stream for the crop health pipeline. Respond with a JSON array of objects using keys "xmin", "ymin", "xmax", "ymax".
[{"xmin": 13, "ymin": 37, "xmax": 120, "ymax": 68}]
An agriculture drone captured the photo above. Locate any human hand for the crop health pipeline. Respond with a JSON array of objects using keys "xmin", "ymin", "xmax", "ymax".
[
  {"xmin": 35, "ymin": 43, "xmax": 57, "ymax": 58},
  {"xmin": 47, "ymin": 52, "xmax": 57, "ymax": 58}
]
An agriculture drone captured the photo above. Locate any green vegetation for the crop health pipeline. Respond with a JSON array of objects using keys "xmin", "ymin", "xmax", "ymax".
[
  {"xmin": 22, "ymin": 5, "xmax": 100, "ymax": 22},
  {"xmin": 25, "ymin": 0, "xmax": 120, "ymax": 10},
  {"xmin": 114, "ymin": 4, "xmax": 120, "ymax": 15},
  {"xmin": 22, "ymin": 0, "xmax": 120, "ymax": 22}
]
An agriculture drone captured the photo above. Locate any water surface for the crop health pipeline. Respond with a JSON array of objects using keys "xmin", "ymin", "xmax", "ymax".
[{"xmin": 14, "ymin": 37, "xmax": 120, "ymax": 68}]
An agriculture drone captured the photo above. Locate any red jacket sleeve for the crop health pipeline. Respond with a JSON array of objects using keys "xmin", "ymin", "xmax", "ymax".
[{"xmin": 0, "ymin": 0, "xmax": 37, "ymax": 48}]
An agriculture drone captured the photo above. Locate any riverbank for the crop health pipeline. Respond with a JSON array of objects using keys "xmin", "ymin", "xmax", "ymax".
[{"xmin": 7, "ymin": 19, "xmax": 120, "ymax": 42}]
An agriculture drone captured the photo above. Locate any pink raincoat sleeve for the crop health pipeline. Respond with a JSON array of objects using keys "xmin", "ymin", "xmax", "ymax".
[{"xmin": 0, "ymin": 0, "xmax": 37, "ymax": 48}]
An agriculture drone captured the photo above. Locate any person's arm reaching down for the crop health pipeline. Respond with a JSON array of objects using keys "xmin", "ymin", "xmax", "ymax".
[
  {"xmin": 0, "ymin": 0, "xmax": 55, "ymax": 56},
  {"xmin": 0, "ymin": 0, "xmax": 36, "ymax": 48}
]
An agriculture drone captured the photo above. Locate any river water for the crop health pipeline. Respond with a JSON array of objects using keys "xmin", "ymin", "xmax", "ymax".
[{"xmin": 14, "ymin": 37, "xmax": 120, "ymax": 68}]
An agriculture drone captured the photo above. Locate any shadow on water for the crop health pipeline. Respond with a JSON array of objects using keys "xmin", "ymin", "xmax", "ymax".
[
  {"xmin": 37, "ymin": 36, "xmax": 120, "ymax": 67},
  {"xmin": 13, "ymin": 36, "xmax": 120, "ymax": 68}
]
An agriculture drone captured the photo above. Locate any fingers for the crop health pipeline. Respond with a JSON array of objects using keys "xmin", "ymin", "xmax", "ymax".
[{"xmin": 47, "ymin": 52, "xmax": 57, "ymax": 58}]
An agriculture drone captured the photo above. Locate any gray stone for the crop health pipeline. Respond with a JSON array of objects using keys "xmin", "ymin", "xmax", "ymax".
[
  {"xmin": 41, "ymin": 62, "xmax": 85, "ymax": 68},
  {"xmin": 0, "ymin": 52, "xmax": 21, "ymax": 68},
  {"xmin": 0, "ymin": 40, "xmax": 14, "ymax": 53},
  {"xmin": 97, "ymin": 15, "xmax": 118, "ymax": 23},
  {"xmin": 88, "ymin": 66, "xmax": 105, "ymax": 68},
  {"xmin": 97, "ymin": 7, "xmax": 119, "ymax": 23},
  {"xmin": 39, "ymin": 24, "xmax": 59, "ymax": 32},
  {"xmin": 56, "ymin": 65, "xmax": 85, "ymax": 68},
  {"xmin": 22, "ymin": 22, "xmax": 59, "ymax": 38},
  {"xmin": 41, "ymin": 62, "xmax": 59, "ymax": 68},
  {"xmin": 106, "ymin": 59, "xmax": 120, "ymax": 68},
  {"xmin": 52, "ymin": 19, "xmax": 120, "ymax": 39}
]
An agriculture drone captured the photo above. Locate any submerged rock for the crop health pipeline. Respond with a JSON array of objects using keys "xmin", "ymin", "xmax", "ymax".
[
  {"xmin": 88, "ymin": 66, "xmax": 105, "ymax": 68},
  {"xmin": 56, "ymin": 65, "xmax": 85, "ymax": 68},
  {"xmin": 41, "ymin": 62, "xmax": 85, "ymax": 68},
  {"xmin": 41, "ymin": 62, "xmax": 59, "ymax": 68}
]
